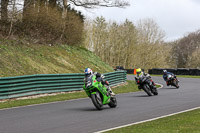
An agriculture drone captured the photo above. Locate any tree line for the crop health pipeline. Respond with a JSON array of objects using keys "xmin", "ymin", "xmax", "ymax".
[
  {"xmin": 83, "ymin": 17, "xmax": 171, "ymax": 70},
  {"xmin": 83, "ymin": 17, "xmax": 200, "ymax": 69},
  {"xmin": 170, "ymin": 30, "xmax": 200, "ymax": 69},
  {"xmin": 0, "ymin": 0, "xmax": 129, "ymax": 44},
  {"xmin": 1, "ymin": 0, "xmax": 199, "ymax": 69}
]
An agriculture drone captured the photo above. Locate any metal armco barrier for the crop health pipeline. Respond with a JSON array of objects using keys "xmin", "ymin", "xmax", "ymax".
[{"xmin": 0, "ymin": 71, "xmax": 127, "ymax": 99}]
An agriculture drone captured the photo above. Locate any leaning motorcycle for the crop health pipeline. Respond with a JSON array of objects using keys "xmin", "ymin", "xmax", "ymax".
[
  {"xmin": 135, "ymin": 76, "xmax": 158, "ymax": 96},
  {"xmin": 83, "ymin": 74, "xmax": 117, "ymax": 110},
  {"xmin": 167, "ymin": 74, "xmax": 179, "ymax": 88}
]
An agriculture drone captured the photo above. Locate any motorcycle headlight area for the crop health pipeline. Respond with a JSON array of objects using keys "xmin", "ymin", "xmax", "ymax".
[{"xmin": 168, "ymin": 75, "xmax": 172, "ymax": 79}]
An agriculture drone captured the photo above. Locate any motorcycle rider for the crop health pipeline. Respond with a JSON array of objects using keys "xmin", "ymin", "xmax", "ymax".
[
  {"xmin": 135, "ymin": 68, "xmax": 156, "ymax": 89},
  {"xmin": 163, "ymin": 70, "xmax": 179, "ymax": 86},
  {"xmin": 84, "ymin": 68, "xmax": 115, "ymax": 96}
]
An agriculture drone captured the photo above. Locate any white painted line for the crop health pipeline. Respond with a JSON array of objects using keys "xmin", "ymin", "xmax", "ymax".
[
  {"xmin": 95, "ymin": 106, "xmax": 200, "ymax": 133},
  {"xmin": 156, "ymin": 83, "xmax": 163, "ymax": 89}
]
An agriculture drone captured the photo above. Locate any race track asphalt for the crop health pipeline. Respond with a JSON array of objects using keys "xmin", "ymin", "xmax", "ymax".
[{"xmin": 0, "ymin": 75, "xmax": 199, "ymax": 133}]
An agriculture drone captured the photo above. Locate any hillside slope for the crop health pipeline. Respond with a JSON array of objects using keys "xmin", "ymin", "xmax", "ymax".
[{"xmin": 0, "ymin": 40, "xmax": 113, "ymax": 77}]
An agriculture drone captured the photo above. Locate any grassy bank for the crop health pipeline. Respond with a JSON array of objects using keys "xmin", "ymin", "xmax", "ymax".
[
  {"xmin": 106, "ymin": 108, "xmax": 200, "ymax": 133},
  {"xmin": 0, "ymin": 80, "xmax": 139, "ymax": 109},
  {"xmin": 0, "ymin": 39, "xmax": 113, "ymax": 77}
]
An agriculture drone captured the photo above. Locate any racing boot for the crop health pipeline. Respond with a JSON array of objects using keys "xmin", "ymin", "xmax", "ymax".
[{"xmin": 107, "ymin": 86, "xmax": 115, "ymax": 96}]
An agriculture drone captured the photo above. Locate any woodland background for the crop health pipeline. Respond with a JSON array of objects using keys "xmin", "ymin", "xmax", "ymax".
[{"xmin": 0, "ymin": 0, "xmax": 200, "ymax": 70}]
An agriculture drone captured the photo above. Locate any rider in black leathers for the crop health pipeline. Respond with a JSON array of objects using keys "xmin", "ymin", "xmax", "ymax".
[{"xmin": 135, "ymin": 68, "xmax": 156, "ymax": 89}]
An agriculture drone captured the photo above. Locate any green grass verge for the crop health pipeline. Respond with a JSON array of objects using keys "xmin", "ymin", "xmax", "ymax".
[
  {"xmin": 0, "ymin": 80, "xmax": 140, "ymax": 109},
  {"xmin": 105, "ymin": 108, "xmax": 200, "ymax": 133}
]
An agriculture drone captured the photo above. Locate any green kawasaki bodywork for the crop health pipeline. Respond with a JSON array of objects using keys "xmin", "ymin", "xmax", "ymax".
[{"xmin": 83, "ymin": 75, "xmax": 111, "ymax": 104}]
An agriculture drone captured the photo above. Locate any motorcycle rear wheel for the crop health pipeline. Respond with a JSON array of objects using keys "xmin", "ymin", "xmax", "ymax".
[
  {"xmin": 152, "ymin": 88, "xmax": 158, "ymax": 95},
  {"xmin": 108, "ymin": 97, "xmax": 117, "ymax": 108},
  {"xmin": 151, "ymin": 86, "xmax": 158, "ymax": 95},
  {"xmin": 173, "ymin": 80, "xmax": 179, "ymax": 88}
]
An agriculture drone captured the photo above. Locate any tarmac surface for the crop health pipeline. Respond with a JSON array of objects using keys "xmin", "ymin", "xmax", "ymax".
[{"xmin": 0, "ymin": 75, "xmax": 199, "ymax": 133}]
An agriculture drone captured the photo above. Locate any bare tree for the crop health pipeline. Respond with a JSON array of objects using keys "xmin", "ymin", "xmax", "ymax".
[
  {"xmin": 7, "ymin": 0, "xmax": 16, "ymax": 38},
  {"xmin": 1, "ymin": 0, "xmax": 9, "ymax": 21},
  {"xmin": 83, "ymin": 17, "xmax": 139, "ymax": 69},
  {"xmin": 137, "ymin": 18, "xmax": 165, "ymax": 44},
  {"xmin": 22, "ymin": 0, "xmax": 129, "ymax": 20},
  {"xmin": 83, "ymin": 18, "xmax": 173, "ymax": 70},
  {"xmin": 172, "ymin": 29, "xmax": 200, "ymax": 68},
  {"xmin": 49, "ymin": 0, "xmax": 57, "ymax": 7},
  {"xmin": 187, "ymin": 48, "xmax": 200, "ymax": 68},
  {"xmin": 92, "ymin": 16, "xmax": 108, "ymax": 59},
  {"xmin": 23, "ymin": 0, "xmax": 34, "ymax": 20},
  {"xmin": 136, "ymin": 18, "xmax": 168, "ymax": 70},
  {"xmin": 68, "ymin": 0, "xmax": 130, "ymax": 8}
]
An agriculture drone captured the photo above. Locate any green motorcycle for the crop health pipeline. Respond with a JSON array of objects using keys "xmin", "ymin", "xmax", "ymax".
[{"xmin": 83, "ymin": 74, "xmax": 117, "ymax": 110}]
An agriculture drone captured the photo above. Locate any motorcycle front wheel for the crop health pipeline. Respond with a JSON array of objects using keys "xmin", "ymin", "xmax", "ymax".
[
  {"xmin": 143, "ymin": 84, "xmax": 152, "ymax": 96},
  {"xmin": 173, "ymin": 80, "xmax": 179, "ymax": 88},
  {"xmin": 91, "ymin": 91, "xmax": 103, "ymax": 110}
]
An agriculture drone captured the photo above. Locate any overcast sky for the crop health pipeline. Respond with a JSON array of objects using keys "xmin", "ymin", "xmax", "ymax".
[{"xmin": 75, "ymin": 0, "xmax": 200, "ymax": 42}]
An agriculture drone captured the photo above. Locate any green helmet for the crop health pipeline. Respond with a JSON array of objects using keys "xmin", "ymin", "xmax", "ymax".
[{"xmin": 136, "ymin": 68, "xmax": 142, "ymax": 76}]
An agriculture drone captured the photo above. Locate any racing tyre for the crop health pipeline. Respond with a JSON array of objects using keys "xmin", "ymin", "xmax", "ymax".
[
  {"xmin": 108, "ymin": 97, "xmax": 117, "ymax": 108},
  {"xmin": 143, "ymin": 84, "xmax": 152, "ymax": 96},
  {"xmin": 173, "ymin": 80, "xmax": 179, "ymax": 89},
  {"xmin": 152, "ymin": 87, "xmax": 158, "ymax": 95},
  {"xmin": 91, "ymin": 91, "xmax": 103, "ymax": 110}
]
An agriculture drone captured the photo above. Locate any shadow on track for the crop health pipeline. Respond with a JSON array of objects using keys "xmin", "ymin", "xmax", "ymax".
[
  {"xmin": 67, "ymin": 106, "xmax": 111, "ymax": 112},
  {"xmin": 132, "ymin": 94, "xmax": 153, "ymax": 97},
  {"xmin": 161, "ymin": 87, "xmax": 179, "ymax": 90}
]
